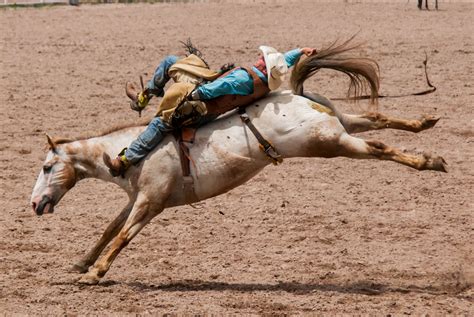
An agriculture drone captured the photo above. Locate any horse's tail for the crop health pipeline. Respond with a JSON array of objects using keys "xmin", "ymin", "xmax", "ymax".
[{"xmin": 290, "ymin": 38, "xmax": 380, "ymax": 105}]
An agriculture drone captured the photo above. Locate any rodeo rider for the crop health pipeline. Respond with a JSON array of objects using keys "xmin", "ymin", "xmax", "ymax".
[{"xmin": 104, "ymin": 45, "xmax": 317, "ymax": 176}]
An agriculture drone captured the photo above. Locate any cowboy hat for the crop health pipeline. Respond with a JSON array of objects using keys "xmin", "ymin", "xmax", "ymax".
[{"xmin": 259, "ymin": 46, "xmax": 289, "ymax": 90}]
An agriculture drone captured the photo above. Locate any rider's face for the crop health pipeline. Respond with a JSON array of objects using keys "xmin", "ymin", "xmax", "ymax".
[{"xmin": 254, "ymin": 55, "xmax": 266, "ymax": 70}]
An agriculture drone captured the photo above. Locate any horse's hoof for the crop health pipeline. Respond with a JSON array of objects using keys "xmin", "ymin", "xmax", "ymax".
[
  {"xmin": 78, "ymin": 273, "xmax": 100, "ymax": 285},
  {"xmin": 425, "ymin": 155, "xmax": 448, "ymax": 173},
  {"xmin": 421, "ymin": 115, "xmax": 440, "ymax": 130},
  {"xmin": 433, "ymin": 156, "xmax": 448, "ymax": 173},
  {"xmin": 70, "ymin": 262, "xmax": 89, "ymax": 274}
]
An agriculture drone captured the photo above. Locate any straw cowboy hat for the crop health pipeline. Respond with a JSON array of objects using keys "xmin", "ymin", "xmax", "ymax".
[{"xmin": 259, "ymin": 46, "xmax": 289, "ymax": 90}]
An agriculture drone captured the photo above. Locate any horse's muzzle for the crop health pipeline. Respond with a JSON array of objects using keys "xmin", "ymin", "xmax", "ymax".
[{"xmin": 33, "ymin": 195, "xmax": 55, "ymax": 216}]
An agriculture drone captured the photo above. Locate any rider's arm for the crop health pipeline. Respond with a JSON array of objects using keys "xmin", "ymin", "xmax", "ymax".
[
  {"xmin": 284, "ymin": 49, "xmax": 303, "ymax": 68},
  {"xmin": 284, "ymin": 47, "xmax": 317, "ymax": 68},
  {"xmin": 195, "ymin": 69, "xmax": 254, "ymax": 100}
]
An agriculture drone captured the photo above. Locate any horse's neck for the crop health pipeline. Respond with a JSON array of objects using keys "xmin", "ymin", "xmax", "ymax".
[{"xmin": 67, "ymin": 128, "xmax": 144, "ymax": 186}]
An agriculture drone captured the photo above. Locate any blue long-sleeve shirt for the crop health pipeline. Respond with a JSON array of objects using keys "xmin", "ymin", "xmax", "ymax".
[{"xmin": 197, "ymin": 48, "xmax": 302, "ymax": 100}]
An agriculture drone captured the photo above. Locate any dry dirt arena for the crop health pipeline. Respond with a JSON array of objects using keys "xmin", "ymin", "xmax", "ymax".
[{"xmin": 1, "ymin": 0, "xmax": 473, "ymax": 314}]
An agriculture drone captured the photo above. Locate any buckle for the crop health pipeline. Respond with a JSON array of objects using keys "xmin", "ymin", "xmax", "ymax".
[{"xmin": 260, "ymin": 143, "xmax": 283, "ymax": 165}]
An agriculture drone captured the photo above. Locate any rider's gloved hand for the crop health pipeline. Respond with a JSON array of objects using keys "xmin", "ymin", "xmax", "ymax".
[{"xmin": 301, "ymin": 47, "xmax": 318, "ymax": 56}]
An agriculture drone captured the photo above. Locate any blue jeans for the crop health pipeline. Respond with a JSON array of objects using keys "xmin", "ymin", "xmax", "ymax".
[
  {"xmin": 124, "ymin": 55, "xmax": 218, "ymax": 165},
  {"xmin": 124, "ymin": 114, "xmax": 218, "ymax": 165},
  {"xmin": 124, "ymin": 56, "xmax": 179, "ymax": 164},
  {"xmin": 147, "ymin": 55, "xmax": 179, "ymax": 97},
  {"xmin": 124, "ymin": 117, "xmax": 174, "ymax": 164}
]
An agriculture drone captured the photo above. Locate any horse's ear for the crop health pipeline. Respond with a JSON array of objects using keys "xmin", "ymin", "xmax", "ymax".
[{"xmin": 46, "ymin": 134, "xmax": 57, "ymax": 152}]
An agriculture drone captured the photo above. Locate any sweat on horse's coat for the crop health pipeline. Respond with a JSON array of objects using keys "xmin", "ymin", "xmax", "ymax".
[{"xmin": 30, "ymin": 41, "xmax": 446, "ymax": 285}]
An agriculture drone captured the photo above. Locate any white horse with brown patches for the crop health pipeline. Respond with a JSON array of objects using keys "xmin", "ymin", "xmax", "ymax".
[{"xmin": 30, "ymin": 42, "xmax": 447, "ymax": 285}]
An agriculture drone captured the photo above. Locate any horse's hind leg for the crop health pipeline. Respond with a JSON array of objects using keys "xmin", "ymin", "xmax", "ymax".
[
  {"xmin": 70, "ymin": 201, "xmax": 134, "ymax": 273},
  {"xmin": 340, "ymin": 112, "xmax": 440, "ymax": 134},
  {"xmin": 336, "ymin": 133, "xmax": 447, "ymax": 172},
  {"xmin": 78, "ymin": 195, "xmax": 163, "ymax": 285},
  {"xmin": 302, "ymin": 91, "xmax": 440, "ymax": 134}
]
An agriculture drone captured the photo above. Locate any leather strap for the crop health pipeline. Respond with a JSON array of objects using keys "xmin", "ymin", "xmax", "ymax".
[
  {"xmin": 174, "ymin": 129, "xmax": 198, "ymax": 204},
  {"xmin": 239, "ymin": 108, "xmax": 282, "ymax": 165}
]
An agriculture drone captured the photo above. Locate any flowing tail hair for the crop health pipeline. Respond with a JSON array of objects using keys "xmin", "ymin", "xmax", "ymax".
[{"xmin": 290, "ymin": 37, "xmax": 380, "ymax": 107}]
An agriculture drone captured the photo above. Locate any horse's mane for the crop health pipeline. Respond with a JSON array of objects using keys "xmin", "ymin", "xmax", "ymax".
[
  {"xmin": 53, "ymin": 118, "xmax": 151, "ymax": 145},
  {"xmin": 290, "ymin": 36, "xmax": 380, "ymax": 106}
]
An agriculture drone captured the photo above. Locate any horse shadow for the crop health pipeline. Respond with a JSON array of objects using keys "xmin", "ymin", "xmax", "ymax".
[{"xmin": 99, "ymin": 279, "xmax": 462, "ymax": 297}]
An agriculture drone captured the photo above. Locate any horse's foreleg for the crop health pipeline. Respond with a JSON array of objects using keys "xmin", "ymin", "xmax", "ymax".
[
  {"xmin": 70, "ymin": 201, "xmax": 134, "ymax": 273},
  {"xmin": 336, "ymin": 133, "xmax": 447, "ymax": 172},
  {"xmin": 341, "ymin": 112, "xmax": 439, "ymax": 134},
  {"xmin": 78, "ymin": 196, "xmax": 163, "ymax": 285}
]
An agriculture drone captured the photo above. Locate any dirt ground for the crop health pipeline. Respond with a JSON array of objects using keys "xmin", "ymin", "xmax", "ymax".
[{"xmin": 0, "ymin": 1, "xmax": 473, "ymax": 315}]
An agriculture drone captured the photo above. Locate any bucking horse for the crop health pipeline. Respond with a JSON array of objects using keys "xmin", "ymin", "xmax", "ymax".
[{"xmin": 30, "ymin": 40, "xmax": 446, "ymax": 285}]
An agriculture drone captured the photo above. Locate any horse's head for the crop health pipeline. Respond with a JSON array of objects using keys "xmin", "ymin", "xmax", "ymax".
[{"xmin": 31, "ymin": 135, "xmax": 77, "ymax": 216}]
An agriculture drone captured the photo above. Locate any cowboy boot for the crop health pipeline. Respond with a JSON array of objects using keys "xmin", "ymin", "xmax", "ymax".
[
  {"xmin": 103, "ymin": 152, "xmax": 130, "ymax": 177},
  {"xmin": 126, "ymin": 82, "xmax": 151, "ymax": 113}
]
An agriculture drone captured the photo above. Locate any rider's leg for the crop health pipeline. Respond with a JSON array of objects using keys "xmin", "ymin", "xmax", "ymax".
[
  {"xmin": 125, "ymin": 116, "xmax": 173, "ymax": 164},
  {"xmin": 193, "ymin": 114, "xmax": 219, "ymax": 128},
  {"xmin": 127, "ymin": 55, "xmax": 180, "ymax": 110},
  {"xmin": 104, "ymin": 116, "xmax": 173, "ymax": 176},
  {"xmin": 147, "ymin": 55, "xmax": 180, "ymax": 97}
]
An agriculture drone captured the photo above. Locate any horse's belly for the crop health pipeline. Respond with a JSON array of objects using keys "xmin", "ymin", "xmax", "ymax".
[
  {"xmin": 193, "ymin": 149, "xmax": 266, "ymax": 200},
  {"xmin": 165, "ymin": 142, "xmax": 267, "ymax": 206}
]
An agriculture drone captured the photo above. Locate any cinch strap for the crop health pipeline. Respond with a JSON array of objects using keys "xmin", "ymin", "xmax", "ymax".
[
  {"xmin": 173, "ymin": 128, "xmax": 198, "ymax": 204},
  {"xmin": 239, "ymin": 108, "xmax": 282, "ymax": 165}
]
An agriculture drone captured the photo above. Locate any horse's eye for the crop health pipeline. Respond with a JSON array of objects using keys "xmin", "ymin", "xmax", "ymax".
[{"xmin": 43, "ymin": 165, "xmax": 53, "ymax": 173}]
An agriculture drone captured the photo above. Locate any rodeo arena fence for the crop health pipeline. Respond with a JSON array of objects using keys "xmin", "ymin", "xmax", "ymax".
[{"xmin": 1, "ymin": 0, "xmax": 473, "ymax": 7}]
